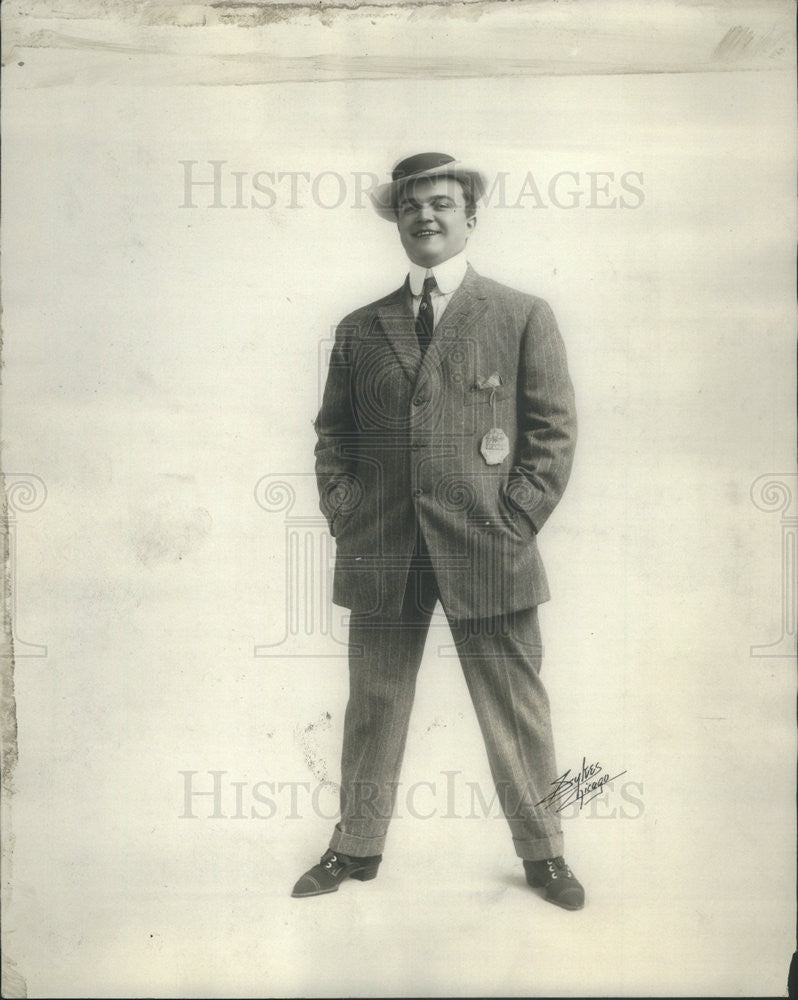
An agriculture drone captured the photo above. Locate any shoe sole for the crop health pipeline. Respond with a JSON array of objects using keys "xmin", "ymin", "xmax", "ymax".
[
  {"xmin": 291, "ymin": 866, "xmax": 380, "ymax": 898},
  {"xmin": 526, "ymin": 877, "xmax": 585, "ymax": 910},
  {"xmin": 545, "ymin": 896, "xmax": 584, "ymax": 911}
]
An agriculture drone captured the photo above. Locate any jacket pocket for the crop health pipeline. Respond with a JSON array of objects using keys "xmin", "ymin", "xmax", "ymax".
[
  {"xmin": 462, "ymin": 374, "xmax": 516, "ymax": 405},
  {"xmin": 499, "ymin": 485, "xmax": 537, "ymax": 539}
]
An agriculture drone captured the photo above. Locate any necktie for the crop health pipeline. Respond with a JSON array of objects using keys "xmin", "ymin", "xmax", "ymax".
[{"xmin": 415, "ymin": 275, "xmax": 436, "ymax": 357}]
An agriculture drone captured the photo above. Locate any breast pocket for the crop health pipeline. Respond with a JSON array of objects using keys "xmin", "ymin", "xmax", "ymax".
[{"xmin": 463, "ymin": 379, "xmax": 516, "ymax": 406}]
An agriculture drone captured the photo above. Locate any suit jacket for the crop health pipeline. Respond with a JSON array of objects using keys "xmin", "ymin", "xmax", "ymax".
[{"xmin": 314, "ymin": 264, "xmax": 576, "ymax": 619}]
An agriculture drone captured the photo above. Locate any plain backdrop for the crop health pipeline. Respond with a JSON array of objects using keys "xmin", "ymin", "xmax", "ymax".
[{"xmin": 1, "ymin": 3, "xmax": 796, "ymax": 996}]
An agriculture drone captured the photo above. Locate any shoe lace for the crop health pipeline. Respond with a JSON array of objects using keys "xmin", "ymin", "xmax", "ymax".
[
  {"xmin": 547, "ymin": 857, "xmax": 573, "ymax": 880},
  {"xmin": 321, "ymin": 851, "xmax": 344, "ymax": 875}
]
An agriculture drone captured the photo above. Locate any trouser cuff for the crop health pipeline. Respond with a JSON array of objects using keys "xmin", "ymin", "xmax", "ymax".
[
  {"xmin": 512, "ymin": 832, "xmax": 564, "ymax": 861},
  {"xmin": 329, "ymin": 824, "xmax": 386, "ymax": 858}
]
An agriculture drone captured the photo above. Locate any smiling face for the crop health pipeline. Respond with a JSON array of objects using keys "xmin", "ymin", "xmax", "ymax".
[{"xmin": 395, "ymin": 176, "xmax": 476, "ymax": 267}]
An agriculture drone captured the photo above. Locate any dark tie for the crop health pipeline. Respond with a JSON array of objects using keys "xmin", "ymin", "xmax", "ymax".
[{"xmin": 415, "ymin": 275, "xmax": 436, "ymax": 357}]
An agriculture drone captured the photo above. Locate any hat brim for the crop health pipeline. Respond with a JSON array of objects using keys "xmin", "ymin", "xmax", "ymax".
[{"xmin": 369, "ymin": 161, "xmax": 487, "ymax": 221}]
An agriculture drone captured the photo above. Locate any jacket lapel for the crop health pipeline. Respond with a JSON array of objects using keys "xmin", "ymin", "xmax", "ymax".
[
  {"xmin": 375, "ymin": 281, "xmax": 421, "ymax": 381},
  {"xmin": 416, "ymin": 264, "xmax": 489, "ymax": 388},
  {"xmin": 375, "ymin": 266, "xmax": 489, "ymax": 385}
]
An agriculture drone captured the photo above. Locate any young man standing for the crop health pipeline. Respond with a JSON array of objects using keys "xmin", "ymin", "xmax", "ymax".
[{"xmin": 293, "ymin": 152, "xmax": 583, "ymax": 909}]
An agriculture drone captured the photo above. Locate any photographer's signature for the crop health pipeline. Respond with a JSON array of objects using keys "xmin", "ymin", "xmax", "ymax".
[{"xmin": 537, "ymin": 757, "xmax": 627, "ymax": 813}]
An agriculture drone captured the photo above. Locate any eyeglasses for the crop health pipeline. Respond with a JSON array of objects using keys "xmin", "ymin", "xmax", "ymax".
[{"xmin": 397, "ymin": 198, "xmax": 465, "ymax": 216}]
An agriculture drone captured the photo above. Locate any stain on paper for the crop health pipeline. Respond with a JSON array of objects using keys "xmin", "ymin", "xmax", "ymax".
[
  {"xmin": 295, "ymin": 710, "xmax": 332, "ymax": 782},
  {"xmin": 132, "ymin": 502, "xmax": 212, "ymax": 566}
]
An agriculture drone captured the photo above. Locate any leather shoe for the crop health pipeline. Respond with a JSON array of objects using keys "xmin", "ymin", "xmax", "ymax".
[
  {"xmin": 291, "ymin": 848, "xmax": 382, "ymax": 898},
  {"xmin": 524, "ymin": 856, "xmax": 585, "ymax": 910}
]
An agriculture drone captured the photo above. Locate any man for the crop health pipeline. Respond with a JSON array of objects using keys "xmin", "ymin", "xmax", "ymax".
[{"xmin": 292, "ymin": 152, "xmax": 583, "ymax": 909}]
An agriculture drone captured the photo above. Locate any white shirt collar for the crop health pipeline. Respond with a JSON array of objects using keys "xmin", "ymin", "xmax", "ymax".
[{"xmin": 408, "ymin": 249, "xmax": 468, "ymax": 297}]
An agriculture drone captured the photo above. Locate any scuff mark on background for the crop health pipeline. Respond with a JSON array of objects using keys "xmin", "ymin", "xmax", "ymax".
[
  {"xmin": 131, "ymin": 501, "xmax": 213, "ymax": 567},
  {"xmin": 2, "ymin": 0, "xmax": 794, "ymax": 87},
  {"xmin": 0, "ymin": 473, "xmax": 28, "ymax": 997},
  {"xmin": 295, "ymin": 710, "xmax": 332, "ymax": 783}
]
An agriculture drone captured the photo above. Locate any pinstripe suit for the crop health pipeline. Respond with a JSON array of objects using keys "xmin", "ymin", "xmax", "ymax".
[{"xmin": 314, "ymin": 263, "xmax": 576, "ymax": 860}]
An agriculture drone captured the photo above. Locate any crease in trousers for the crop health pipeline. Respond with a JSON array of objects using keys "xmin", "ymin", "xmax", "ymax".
[{"xmin": 329, "ymin": 524, "xmax": 564, "ymax": 862}]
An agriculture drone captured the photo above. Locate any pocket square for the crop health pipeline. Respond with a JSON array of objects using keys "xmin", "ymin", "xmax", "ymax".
[{"xmin": 475, "ymin": 372, "xmax": 503, "ymax": 391}]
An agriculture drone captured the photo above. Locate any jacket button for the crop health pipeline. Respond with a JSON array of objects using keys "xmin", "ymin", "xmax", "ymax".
[
  {"xmin": 412, "ymin": 488, "xmax": 423, "ymax": 497},
  {"xmin": 412, "ymin": 396, "xmax": 427, "ymax": 406}
]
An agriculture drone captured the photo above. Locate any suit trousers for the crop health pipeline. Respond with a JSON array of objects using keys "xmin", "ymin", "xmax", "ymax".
[{"xmin": 329, "ymin": 529, "xmax": 564, "ymax": 862}]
